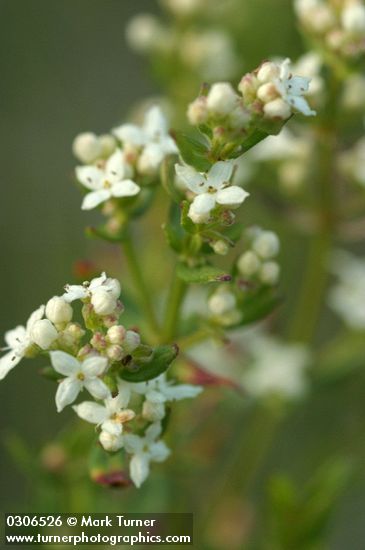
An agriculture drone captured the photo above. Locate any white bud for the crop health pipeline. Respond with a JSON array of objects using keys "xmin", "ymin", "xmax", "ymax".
[
  {"xmin": 260, "ymin": 261, "xmax": 280, "ymax": 285},
  {"xmin": 137, "ymin": 148, "xmax": 161, "ymax": 176},
  {"xmin": 99, "ymin": 430, "xmax": 124, "ymax": 452},
  {"xmin": 72, "ymin": 133, "xmax": 101, "ymax": 164},
  {"xmin": 142, "ymin": 399, "xmax": 165, "ymax": 422},
  {"xmin": 187, "ymin": 96, "xmax": 208, "ymax": 125},
  {"xmin": 238, "ymin": 74, "xmax": 259, "ymax": 103},
  {"xmin": 91, "ymin": 289, "xmax": 117, "ymax": 316},
  {"xmin": 228, "ymin": 105, "xmax": 251, "ymax": 129},
  {"xmin": 257, "ymin": 82, "xmax": 279, "ymax": 103},
  {"xmin": 237, "ymin": 251, "xmax": 261, "ymax": 277},
  {"xmin": 206, "ymin": 82, "xmax": 238, "ymax": 116},
  {"xmin": 263, "ymin": 98, "xmax": 291, "ymax": 119},
  {"xmin": 106, "ymin": 345, "xmax": 124, "ymax": 362},
  {"xmin": 45, "ymin": 296, "xmax": 73, "ymax": 324},
  {"xmin": 99, "ymin": 134, "xmax": 116, "ymax": 157},
  {"xmin": 107, "ymin": 325, "xmax": 126, "ymax": 345},
  {"xmin": 125, "ymin": 14, "xmax": 162, "ymax": 53},
  {"xmin": 106, "ymin": 278, "xmax": 121, "ymax": 299},
  {"xmin": 123, "ymin": 330, "xmax": 141, "ymax": 353},
  {"xmin": 341, "ymin": 2, "xmax": 365, "ymax": 33},
  {"xmin": 31, "ymin": 319, "xmax": 58, "ymax": 350},
  {"xmin": 208, "ymin": 290, "xmax": 236, "ymax": 316},
  {"xmin": 212, "ymin": 240, "xmax": 229, "ymax": 255},
  {"xmin": 257, "ymin": 62, "xmax": 280, "ymax": 83},
  {"xmin": 252, "ymin": 231, "xmax": 280, "ymax": 259}
]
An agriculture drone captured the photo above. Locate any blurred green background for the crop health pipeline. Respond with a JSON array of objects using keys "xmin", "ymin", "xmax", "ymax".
[{"xmin": 1, "ymin": 1, "xmax": 365, "ymax": 549}]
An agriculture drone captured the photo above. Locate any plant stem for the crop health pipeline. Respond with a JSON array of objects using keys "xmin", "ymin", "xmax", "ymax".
[
  {"xmin": 163, "ymin": 267, "xmax": 187, "ymax": 342},
  {"xmin": 289, "ymin": 73, "xmax": 341, "ymax": 343},
  {"xmin": 122, "ymin": 235, "xmax": 161, "ymax": 338}
]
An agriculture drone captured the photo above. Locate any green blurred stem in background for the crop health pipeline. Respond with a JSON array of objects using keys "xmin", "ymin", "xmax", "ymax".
[
  {"xmin": 122, "ymin": 233, "xmax": 161, "ymax": 340},
  {"xmin": 289, "ymin": 70, "xmax": 341, "ymax": 343},
  {"xmin": 163, "ymin": 268, "xmax": 187, "ymax": 343}
]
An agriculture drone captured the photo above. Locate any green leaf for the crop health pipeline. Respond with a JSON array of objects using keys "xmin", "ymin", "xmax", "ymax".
[
  {"xmin": 161, "ymin": 157, "xmax": 183, "ymax": 204},
  {"xmin": 181, "ymin": 201, "xmax": 197, "ymax": 234},
  {"xmin": 233, "ymin": 287, "xmax": 281, "ymax": 327},
  {"xmin": 177, "ymin": 262, "xmax": 232, "ymax": 284},
  {"xmin": 85, "ymin": 225, "xmax": 127, "ymax": 243},
  {"xmin": 173, "ymin": 130, "xmax": 212, "ymax": 171},
  {"xmin": 230, "ymin": 128, "xmax": 269, "ymax": 158},
  {"xmin": 119, "ymin": 344, "xmax": 179, "ymax": 382}
]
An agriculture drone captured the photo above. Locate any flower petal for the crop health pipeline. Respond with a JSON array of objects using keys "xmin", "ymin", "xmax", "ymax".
[
  {"xmin": 0, "ymin": 351, "xmax": 22, "ymax": 381},
  {"xmin": 26, "ymin": 305, "xmax": 45, "ymax": 332},
  {"xmin": 207, "ymin": 161, "xmax": 234, "ymax": 189},
  {"xmin": 75, "ymin": 166, "xmax": 103, "ymax": 190},
  {"xmin": 175, "ymin": 164, "xmax": 207, "ymax": 194},
  {"xmin": 50, "ymin": 351, "xmax": 80, "ymax": 376},
  {"xmin": 189, "ymin": 193, "xmax": 216, "ymax": 221},
  {"xmin": 105, "ymin": 149, "xmax": 130, "ymax": 182},
  {"xmin": 129, "ymin": 453, "xmax": 150, "ymax": 488},
  {"xmin": 73, "ymin": 401, "xmax": 108, "ymax": 424},
  {"xmin": 162, "ymin": 383, "xmax": 203, "ymax": 401},
  {"xmin": 81, "ymin": 189, "xmax": 111, "ymax": 210},
  {"xmin": 63, "ymin": 284, "xmax": 88, "ymax": 302},
  {"xmin": 82, "ymin": 355, "xmax": 108, "ymax": 377},
  {"xmin": 111, "ymin": 180, "xmax": 140, "ymax": 198},
  {"xmin": 84, "ymin": 378, "xmax": 110, "ymax": 400},
  {"xmin": 145, "ymin": 421, "xmax": 162, "ymax": 442},
  {"xmin": 101, "ymin": 419, "xmax": 123, "ymax": 436},
  {"xmin": 216, "ymin": 186, "xmax": 249, "ymax": 207},
  {"xmin": 149, "ymin": 441, "xmax": 170, "ymax": 462},
  {"xmin": 113, "ymin": 123, "xmax": 146, "ymax": 146},
  {"xmin": 124, "ymin": 434, "xmax": 144, "ymax": 454},
  {"xmin": 143, "ymin": 106, "xmax": 168, "ymax": 139},
  {"xmin": 4, "ymin": 326, "xmax": 26, "ymax": 349},
  {"xmin": 55, "ymin": 378, "xmax": 81, "ymax": 412}
]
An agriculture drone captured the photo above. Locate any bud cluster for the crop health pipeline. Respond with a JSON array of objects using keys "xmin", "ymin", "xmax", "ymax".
[
  {"xmin": 295, "ymin": 0, "xmax": 365, "ymax": 58},
  {"xmin": 237, "ymin": 227, "xmax": 281, "ymax": 286}
]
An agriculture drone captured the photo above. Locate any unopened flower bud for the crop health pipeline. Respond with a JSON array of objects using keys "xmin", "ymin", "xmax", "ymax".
[
  {"xmin": 99, "ymin": 134, "xmax": 116, "ymax": 157},
  {"xmin": 90, "ymin": 332, "xmax": 107, "ymax": 351},
  {"xmin": 257, "ymin": 61, "xmax": 280, "ymax": 83},
  {"xmin": 187, "ymin": 96, "xmax": 208, "ymax": 125},
  {"xmin": 31, "ymin": 319, "xmax": 58, "ymax": 350},
  {"xmin": 252, "ymin": 231, "xmax": 280, "ymax": 259},
  {"xmin": 126, "ymin": 14, "xmax": 162, "ymax": 53},
  {"xmin": 91, "ymin": 289, "xmax": 118, "ymax": 316},
  {"xmin": 238, "ymin": 74, "xmax": 259, "ymax": 103},
  {"xmin": 208, "ymin": 289, "xmax": 236, "ymax": 316},
  {"xmin": 122, "ymin": 330, "xmax": 141, "ymax": 353},
  {"xmin": 106, "ymin": 345, "xmax": 124, "ymax": 362},
  {"xmin": 263, "ymin": 98, "xmax": 291, "ymax": 119},
  {"xmin": 237, "ymin": 251, "xmax": 261, "ymax": 277},
  {"xmin": 142, "ymin": 400, "xmax": 165, "ymax": 422},
  {"xmin": 46, "ymin": 296, "xmax": 73, "ymax": 324},
  {"xmin": 212, "ymin": 240, "xmax": 229, "ymax": 255},
  {"xmin": 341, "ymin": 2, "xmax": 365, "ymax": 33},
  {"xmin": 107, "ymin": 325, "xmax": 126, "ymax": 345},
  {"xmin": 260, "ymin": 261, "xmax": 280, "ymax": 285},
  {"xmin": 72, "ymin": 132, "xmax": 101, "ymax": 164},
  {"xmin": 207, "ymin": 82, "xmax": 238, "ymax": 116},
  {"xmin": 257, "ymin": 82, "xmax": 279, "ymax": 103},
  {"xmin": 99, "ymin": 430, "xmax": 123, "ymax": 452}
]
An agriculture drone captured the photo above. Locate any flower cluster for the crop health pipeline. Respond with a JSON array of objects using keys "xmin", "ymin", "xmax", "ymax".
[
  {"xmin": 0, "ymin": 273, "xmax": 202, "ymax": 487},
  {"xmin": 295, "ymin": 0, "xmax": 365, "ymax": 58},
  {"xmin": 73, "ymin": 106, "xmax": 177, "ymax": 213},
  {"xmin": 237, "ymin": 227, "xmax": 281, "ymax": 286}
]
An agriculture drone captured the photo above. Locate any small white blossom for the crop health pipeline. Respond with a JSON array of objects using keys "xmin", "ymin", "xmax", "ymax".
[
  {"xmin": 50, "ymin": 351, "xmax": 110, "ymax": 412},
  {"xmin": 0, "ymin": 305, "xmax": 45, "ymax": 380},
  {"xmin": 113, "ymin": 106, "xmax": 178, "ymax": 175},
  {"xmin": 45, "ymin": 296, "xmax": 73, "ymax": 325},
  {"xmin": 76, "ymin": 149, "xmax": 140, "ymax": 210},
  {"xmin": 73, "ymin": 383, "xmax": 135, "ymax": 442},
  {"xmin": 124, "ymin": 422, "xmax": 170, "ymax": 487},
  {"xmin": 175, "ymin": 161, "xmax": 249, "ymax": 224},
  {"xmin": 63, "ymin": 272, "xmax": 121, "ymax": 316},
  {"xmin": 206, "ymin": 82, "xmax": 238, "ymax": 116}
]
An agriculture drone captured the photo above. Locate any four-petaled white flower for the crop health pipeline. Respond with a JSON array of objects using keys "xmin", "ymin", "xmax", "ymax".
[
  {"xmin": 175, "ymin": 160, "xmax": 249, "ymax": 223},
  {"xmin": 73, "ymin": 383, "xmax": 135, "ymax": 437},
  {"xmin": 50, "ymin": 351, "xmax": 110, "ymax": 412},
  {"xmin": 124, "ymin": 422, "xmax": 170, "ymax": 488},
  {"xmin": 113, "ymin": 106, "xmax": 178, "ymax": 174},
  {"xmin": 76, "ymin": 149, "xmax": 140, "ymax": 210},
  {"xmin": 63, "ymin": 272, "xmax": 121, "ymax": 315},
  {"xmin": 0, "ymin": 305, "xmax": 45, "ymax": 380}
]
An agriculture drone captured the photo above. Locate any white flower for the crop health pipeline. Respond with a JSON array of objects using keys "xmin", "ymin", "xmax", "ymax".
[
  {"xmin": 258, "ymin": 59, "xmax": 316, "ymax": 118},
  {"xmin": 73, "ymin": 383, "xmax": 134, "ymax": 440},
  {"xmin": 30, "ymin": 319, "xmax": 58, "ymax": 350},
  {"xmin": 63, "ymin": 272, "xmax": 121, "ymax": 315},
  {"xmin": 341, "ymin": 2, "xmax": 365, "ymax": 34},
  {"xmin": 50, "ymin": 351, "xmax": 110, "ymax": 412},
  {"xmin": 45, "ymin": 296, "xmax": 73, "ymax": 324},
  {"xmin": 113, "ymin": 106, "xmax": 178, "ymax": 175},
  {"xmin": 0, "ymin": 305, "xmax": 45, "ymax": 380},
  {"xmin": 206, "ymin": 82, "xmax": 238, "ymax": 116},
  {"xmin": 72, "ymin": 132, "xmax": 116, "ymax": 164},
  {"xmin": 76, "ymin": 149, "xmax": 140, "ymax": 210},
  {"xmin": 243, "ymin": 335, "xmax": 309, "ymax": 398},
  {"xmin": 175, "ymin": 161, "xmax": 249, "ymax": 224},
  {"xmin": 124, "ymin": 422, "xmax": 170, "ymax": 487}
]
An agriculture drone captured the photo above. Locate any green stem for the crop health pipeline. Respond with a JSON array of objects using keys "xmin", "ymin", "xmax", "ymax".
[
  {"xmin": 122, "ymin": 235, "xmax": 160, "ymax": 339},
  {"xmin": 163, "ymin": 267, "xmax": 187, "ymax": 342},
  {"xmin": 289, "ymin": 73, "xmax": 341, "ymax": 343}
]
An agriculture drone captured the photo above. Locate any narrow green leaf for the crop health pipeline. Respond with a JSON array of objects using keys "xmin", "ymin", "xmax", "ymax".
[
  {"xmin": 119, "ymin": 344, "xmax": 179, "ymax": 382},
  {"xmin": 173, "ymin": 130, "xmax": 212, "ymax": 172}
]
